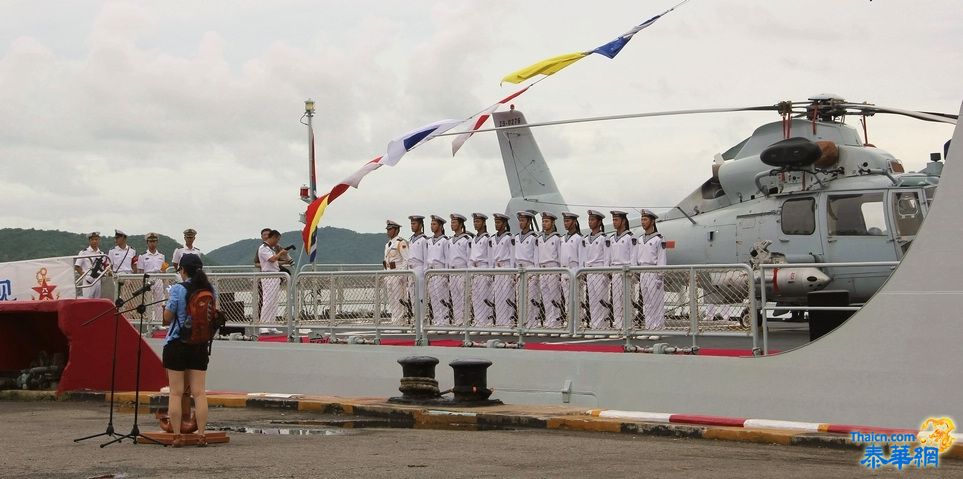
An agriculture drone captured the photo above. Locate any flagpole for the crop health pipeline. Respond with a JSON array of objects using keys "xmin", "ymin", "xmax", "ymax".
[{"xmin": 305, "ymin": 99, "xmax": 318, "ymax": 201}]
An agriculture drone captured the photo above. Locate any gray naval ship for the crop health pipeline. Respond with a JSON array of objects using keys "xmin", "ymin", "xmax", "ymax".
[{"xmin": 145, "ymin": 97, "xmax": 963, "ymax": 430}]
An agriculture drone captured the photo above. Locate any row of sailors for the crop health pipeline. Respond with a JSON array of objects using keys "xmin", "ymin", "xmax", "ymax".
[{"xmin": 383, "ymin": 209, "xmax": 667, "ymax": 330}]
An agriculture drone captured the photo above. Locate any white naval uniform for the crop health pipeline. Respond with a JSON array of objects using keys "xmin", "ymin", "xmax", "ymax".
[
  {"xmin": 584, "ymin": 232, "xmax": 611, "ymax": 329},
  {"xmin": 536, "ymin": 232, "xmax": 563, "ymax": 328},
  {"xmin": 469, "ymin": 232, "xmax": 494, "ymax": 326},
  {"xmin": 172, "ymin": 246, "xmax": 202, "ymax": 269},
  {"xmin": 514, "ymin": 230, "xmax": 540, "ymax": 328},
  {"xmin": 257, "ymin": 243, "xmax": 282, "ymax": 326},
  {"xmin": 384, "ymin": 236, "xmax": 411, "ymax": 323},
  {"xmin": 447, "ymin": 233, "xmax": 472, "ymax": 326},
  {"xmin": 559, "ymin": 231, "xmax": 584, "ymax": 328},
  {"xmin": 637, "ymin": 232, "xmax": 668, "ymax": 330},
  {"xmin": 426, "ymin": 235, "xmax": 451, "ymax": 325},
  {"xmin": 609, "ymin": 231, "xmax": 637, "ymax": 329},
  {"xmin": 407, "ymin": 233, "xmax": 429, "ymax": 305},
  {"xmin": 75, "ymin": 247, "xmax": 107, "ymax": 299},
  {"xmin": 491, "ymin": 232, "xmax": 516, "ymax": 327},
  {"xmin": 108, "ymin": 246, "xmax": 136, "ymax": 274},
  {"xmin": 138, "ymin": 249, "xmax": 167, "ymax": 322}
]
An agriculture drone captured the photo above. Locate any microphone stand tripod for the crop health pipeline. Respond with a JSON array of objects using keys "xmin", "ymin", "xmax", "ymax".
[
  {"xmin": 101, "ymin": 274, "xmax": 163, "ymax": 447},
  {"xmin": 72, "ymin": 298, "xmax": 124, "ymax": 443}
]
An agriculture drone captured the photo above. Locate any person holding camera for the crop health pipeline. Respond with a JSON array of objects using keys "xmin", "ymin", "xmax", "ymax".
[
  {"xmin": 257, "ymin": 230, "xmax": 289, "ymax": 333},
  {"xmin": 74, "ymin": 231, "xmax": 109, "ymax": 298}
]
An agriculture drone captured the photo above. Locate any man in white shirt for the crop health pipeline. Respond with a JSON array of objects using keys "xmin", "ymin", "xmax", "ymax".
[
  {"xmin": 383, "ymin": 220, "xmax": 410, "ymax": 323},
  {"xmin": 257, "ymin": 230, "xmax": 289, "ymax": 333},
  {"xmin": 447, "ymin": 214, "xmax": 472, "ymax": 326},
  {"xmin": 609, "ymin": 210, "xmax": 637, "ymax": 330},
  {"xmin": 407, "ymin": 216, "xmax": 429, "ymax": 310},
  {"xmin": 425, "ymin": 215, "xmax": 451, "ymax": 326},
  {"xmin": 74, "ymin": 232, "xmax": 108, "ymax": 299},
  {"xmin": 637, "ymin": 209, "xmax": 668, "ymax": 330},
  {"xmin": 108, "ymin": 229, "xmax": 136, "ymax": 274},
  {"xmin": 491, "ymin": 213, "xmax": 516, "ymax": 327},
  {"xmin": 172, "ymin": 228, "xmax": 202, "ymax": 270},
  {"xmin": 559, "ymin": 212, "xmax": 584, "ymax": 327},
  {"xmin": 469, "ymin": 213, "xmax": 494, "ymax": 326},
  {"xmin": 137, "ymin": 232, "xmax": 167, "ymax": 322},
  {"xmin": 584, "ymin": 210, "xmax": 611, "ymax": 329},
  {"xmin": 515, "ymin": 211, "xmax": 540, "ymax": 328},
  {"xmin": 536, "ymin": 212, "xmax": 563, "ymax": 327}
]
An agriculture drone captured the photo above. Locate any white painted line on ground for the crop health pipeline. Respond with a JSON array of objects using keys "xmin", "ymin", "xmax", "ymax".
[
  {"xmin": 743, "ymin": 419, "xmax": 822, "ymax": 432},
  {"xmin": 597, "ymin": 410, "xmax": 672, "ymax": 423}
]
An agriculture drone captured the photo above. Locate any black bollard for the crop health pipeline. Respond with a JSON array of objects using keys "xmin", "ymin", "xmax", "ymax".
[
  {"xmin": 389, "ymin": 356, "xmax": 441, "ymax": 404},
  {"xmin": 449, "ymin": 358, "xmax": 501, "ymax": 405}
]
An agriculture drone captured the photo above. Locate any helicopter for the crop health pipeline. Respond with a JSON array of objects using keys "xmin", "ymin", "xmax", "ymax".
[{"xmin": 489, "ymin": 94, "xmax": 957, "ymax": 312}]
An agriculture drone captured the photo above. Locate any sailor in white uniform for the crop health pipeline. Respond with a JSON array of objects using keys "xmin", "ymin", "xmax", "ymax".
[
  {"xmin": 559, "ymin": 212, "xmax": 584, "ymax": 326},
  {"xmin": 515, "ymin": 211, "xmax": 541, "ymax": 328},
  {"xmin": 537, "ymin": 212, "xmax": 564, "ymax": 327},
  {"xmin": 584, "ymin": 210, "xmax": 611, "ymax": 328},
  {"xmin": 426, "ymin": 215, "xmax": 452, "ymax": 325},
  {"xmin": 108, "ymin": 229, "xmax": 136, "ymax": 274},
  {"xmin": 637, "ymin": 209, "xmax": 668, "ymax": 330},
  {"xmin": 609, "ymin": 210, "xmax": 637, "ymax": 329},
  {"xmin": 407, "ymin": 215, "xmax": 429, "ymax": 308},
  {"xmin": 469, "ymin": 213, "xmax": 494, "ymax": 325},
  {"xmin": 447, "ymin": 214, "xmax": 472, "ymax": 326},
  {"xmin": 74, "ymin": 231, "xmax": 108, "ymax": 299},
  {"xmin": 490, "ymin": 213, "xmax": 516, "ymax": 327},
  {"xmin": 172, "ymin": 228, "xmax": 202, "ymax": 271},
  {"xmin": 383, "ymin": 220, "xmax": 411, "ymax": 323},
  {"xmin": 137, "ymin": 232, "xmax": 167, "ymax": 322}
]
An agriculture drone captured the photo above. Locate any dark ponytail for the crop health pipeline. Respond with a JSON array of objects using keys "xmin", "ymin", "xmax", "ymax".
[{"xmin": 183, "ymin": 265, "xmax": 213, "ymax": 296}]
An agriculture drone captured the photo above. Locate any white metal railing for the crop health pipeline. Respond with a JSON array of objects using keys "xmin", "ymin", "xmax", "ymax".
[{"xmin": 113, "ymin": 271, "xmax": 292, "ymax": 336}]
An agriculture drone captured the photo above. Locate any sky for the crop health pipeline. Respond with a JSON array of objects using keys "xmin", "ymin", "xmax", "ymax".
[{"xmin": 1, "ymin": 0, "xmax": 960, "ymax": 252}]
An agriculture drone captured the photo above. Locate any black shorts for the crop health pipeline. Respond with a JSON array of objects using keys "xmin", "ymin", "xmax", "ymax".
[{"xmin": 162, "ymin": 341, "xmax": 210, "ymax": 371}]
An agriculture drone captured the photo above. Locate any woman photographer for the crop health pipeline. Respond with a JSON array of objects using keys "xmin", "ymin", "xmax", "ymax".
[{"xmin": 162, "ymin": 253, "xmax": 212, "ymax": 447}]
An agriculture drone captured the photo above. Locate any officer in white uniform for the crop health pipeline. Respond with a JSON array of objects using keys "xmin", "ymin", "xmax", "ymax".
[
  {"xmin": 469, "ymin": 213, "xmax": 494, "ymax": 325},
  {"xmin": 172, "ymin": 228, "xmax": 202, "ymax": 270},
  {"xmin": 447, "ymin": 214, "xmax": 472, "ymax": 326},
  {"xmin": 108, "ymin": 229, "xmax": 136, "ymax": 274},
  {"xmin": 559, "ymin": 212, "xmax": 584, "ymax": 326},
  {"xmin": 258, "ymin": 230, "xmax": 289, "ymax": 333},
  {"xmin": 426, "ymin": 215, "xmax": 451, "ymax": 326},
  {"xmin": 637, "ymin": 209, "xmax": 668, "ymax": 330},
  {"xmin": 383, "ymin": 220, "xmax": 411, "ymax": 324},
  {"xmin": 407, "ymin": 215, "xmax": 429, "ymax": 307},
  {"xmin": 609, "ymin": 210, "xmax": 637, "ymax": 329},
  {"xmin": 106, "ymin": 229, "xmax": 136, "ymax": 302},
  {"xmin": 490, "ymin": 213, "xmax": 516, "ymax": 327},
  {"xmin": 137, "ymin": 232, "xmax": 167, "ymax": 322},
  {"xmin": 515, "ymin": 211, "xmax": 541, "ymax": 328},
  {"xmin": 74, "ymin": 232, "xmax": 108, "ymax": 299},
  {"xmin": 537, "ymin": 212, "xmax": 564, "ymax": 327}
]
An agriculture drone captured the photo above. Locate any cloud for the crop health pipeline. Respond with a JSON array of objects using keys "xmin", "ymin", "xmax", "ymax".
[{"xmin": 0, "ymin": 0, "xmax": 960, "ymax": 251}]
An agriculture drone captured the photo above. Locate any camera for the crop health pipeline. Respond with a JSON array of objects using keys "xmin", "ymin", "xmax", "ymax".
[{"xmin": 283, "ymin": 245, "xmax": 296, "ymax": 251}]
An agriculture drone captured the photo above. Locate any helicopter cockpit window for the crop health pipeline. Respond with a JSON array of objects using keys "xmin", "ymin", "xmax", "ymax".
[
  {"xmin": 892, "ymin": 191, "xmax": 924, "ymax": 238},
  {"xmin": 781, "ymin": 198, "xmax": 815, "ymax": 235},
  {"xmin": 827, "ymin": 193, "xmax": 887, "ymax": 236}
]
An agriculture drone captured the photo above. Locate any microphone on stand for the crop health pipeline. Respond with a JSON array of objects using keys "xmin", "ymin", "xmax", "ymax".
[{"xmin": 115, "ymin": 279, "xmax": 155, "ymax": 307}]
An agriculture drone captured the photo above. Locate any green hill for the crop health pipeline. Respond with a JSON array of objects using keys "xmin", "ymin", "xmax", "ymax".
[
  {"xmin": 0, "ymin": 228, "xmax": 183, "ymax": 263},
  {"xmin": 0, "ymin": 227, "xmax": 386, "ymax": 267},
  {"xmin": 206, "ymin": 227, "xmax": 385, "ymax": 267}
]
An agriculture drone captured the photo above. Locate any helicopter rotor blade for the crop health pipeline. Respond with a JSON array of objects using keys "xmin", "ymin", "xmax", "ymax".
[
  {"xmin": 837, "ymin": 103, "xmax": 958, "ymax": 124},
  {"xmin": 432, "ymin": 104, "xmax": 794, "ymax": 137}
]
